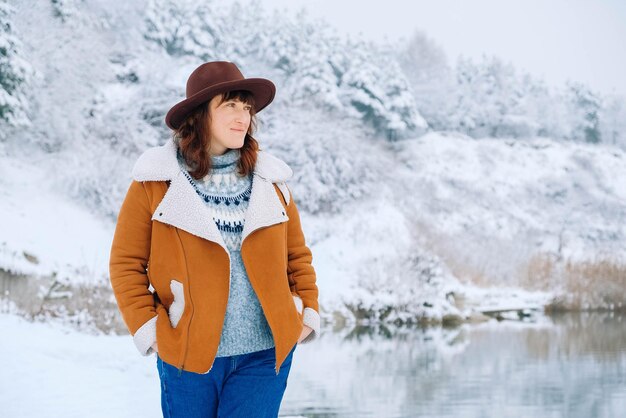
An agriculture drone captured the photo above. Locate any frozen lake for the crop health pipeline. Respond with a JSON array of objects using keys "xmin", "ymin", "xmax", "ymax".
[
  {"xmin": 2, "ymin": 311, "xmax": 624, "ymax": 417},
  {"xmin": 282, "ymin": 312, "xmax": 626, "ymax": 418}
]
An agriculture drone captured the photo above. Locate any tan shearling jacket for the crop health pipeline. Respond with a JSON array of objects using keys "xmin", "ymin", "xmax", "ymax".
[{"xmin": 109, "ymin": 138, "xmax": 320, "ymax": 375}]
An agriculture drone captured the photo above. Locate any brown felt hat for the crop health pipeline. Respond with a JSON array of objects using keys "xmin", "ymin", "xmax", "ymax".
[{"xmin": 165, "ymin": 61, "xmax": 276, "ymax": 130}]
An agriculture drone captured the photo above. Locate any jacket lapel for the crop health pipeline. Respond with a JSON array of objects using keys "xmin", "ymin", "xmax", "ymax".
[
  {"xmin": 131, "ymin": 138, "xmax": 293, "ymax": 253},
  {"xmin": 153, "ymin": 170, "xmax": 228, "ymax": 249},
  {"xmin": 241, "ymin": 173, "xmax": 290, "ymax": 245}
]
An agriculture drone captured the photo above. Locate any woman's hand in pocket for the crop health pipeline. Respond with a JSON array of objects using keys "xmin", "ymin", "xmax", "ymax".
[
  {"xmin": 297, "ymin": 325, "xmax": 313, "ymax": 343},
  {"xmin": 169, "ymin": 280, "xmax": 185, "ymax": 328}
]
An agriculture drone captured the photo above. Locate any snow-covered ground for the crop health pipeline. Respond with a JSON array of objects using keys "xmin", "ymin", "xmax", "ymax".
[
  {"xmin": 0, "ymin": 313, "xmax": 310, "ymax": 417},
  {"xmin": 1, "ymin": 313, "xmax": 161, "ymax": 417}
]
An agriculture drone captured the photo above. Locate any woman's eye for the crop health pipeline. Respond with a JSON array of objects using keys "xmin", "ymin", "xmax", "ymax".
[{"xmin": 226, "ymin": 102, "xmax": 250, "ymax": 111}]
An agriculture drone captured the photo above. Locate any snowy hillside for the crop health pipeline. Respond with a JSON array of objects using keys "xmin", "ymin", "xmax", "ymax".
[
  {"xmin": 0, "ymin": 154, "xmax": 112, "ymax": 284},
  {"xmin": 389, "ymin": 133, "xmax": 626, "ymax": 310},
  {"xmin": 0, "ymin": 0, "xmax": 625, "ymax": 337},
  {"xmin": 391, "ymin": 132, "xmax": 626, "ymax": 267}
]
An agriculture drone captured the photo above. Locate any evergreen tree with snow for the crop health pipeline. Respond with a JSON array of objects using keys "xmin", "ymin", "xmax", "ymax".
[
  {"xmin": 599, "ymin": 93, "xmax": 626, "ymax": 148},
  {"xmin": 448, "ymin": 55, "xmax": 523, "ymax": 138},
  {"xmin": 0, "ymin": 0, "xmax": 32, "ymax": 140},
  {"xmin": 397, "ymin": 29, "xmax": 455, "ymax": 132},
  {"xmin": 564, "ymin": 81, "xmax": 602, "ymax": 144}
]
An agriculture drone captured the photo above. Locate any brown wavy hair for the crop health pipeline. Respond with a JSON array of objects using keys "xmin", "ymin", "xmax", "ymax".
[{"xmin": 172, "ymin": 90, "xmax": 260, "ymax": 180}]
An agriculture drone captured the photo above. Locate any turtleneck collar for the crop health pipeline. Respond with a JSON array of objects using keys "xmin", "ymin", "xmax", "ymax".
[
  {"xmin": 176, "ymin": 147, "xmax": 241, "ymax": 174},
  {"xmin": 210, "ymin": 148, "xmax": 240, "ymax": 169}
]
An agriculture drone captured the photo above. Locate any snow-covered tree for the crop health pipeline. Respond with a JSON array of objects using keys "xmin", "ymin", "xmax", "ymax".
[
  {"xmin": 51, "ymin": 0, "xmax": 78, "ymax": 23},
  {"xmin": 339, "ymin": 37, "xmax": 427, "ymax": 140},
  {"xmin": 563, "ymin": 81, "xmax": 602, "ymax": 144},
  {"xmin": 144, "ymin": 0, "xmax": 230, "ymax": 59},
  {"xmin": 0, "ymin": 0, "xmax": 32, "ymax": 141},
  {"xmin": 516, "ymin": 73, "xmax": 564, "ymax": 139},
  {"xmin": 447, "ymin": 55, "xmax": 499, "ymax": 137},
  {"xmin": 396, "ymin": 29, "xmax": 455, "ymax": 132},
  {"xmin": 443, "ymin": 54, "xmax": 599, "ymax": 141},
  {"xmin": 599, "ymin": 93, "xmax": 626, "ymax": 148}
]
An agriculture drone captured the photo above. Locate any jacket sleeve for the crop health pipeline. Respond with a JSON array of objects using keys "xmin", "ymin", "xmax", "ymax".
[
  {"xmin": 285, "ymin": 185, "xmax": 320, "ymax": 343},
  {"xmin": 109, "ymin": 180, "xmax": 158, "ymax": 356}
]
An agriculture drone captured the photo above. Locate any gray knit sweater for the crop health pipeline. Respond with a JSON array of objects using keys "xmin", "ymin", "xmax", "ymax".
[{"xmin": 176, "ymin": 147, "xmax": 275, "ymax": 357}]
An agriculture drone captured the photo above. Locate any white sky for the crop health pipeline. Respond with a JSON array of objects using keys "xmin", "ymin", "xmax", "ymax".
[{"xmin": 258, "ymin": 0, "xmax": 626, "ymax": 97}]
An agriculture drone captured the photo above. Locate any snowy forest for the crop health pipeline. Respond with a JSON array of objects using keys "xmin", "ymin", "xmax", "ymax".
[{"xmin": 1, "ymin": 0, "xmax": 625, "ymax": 331}]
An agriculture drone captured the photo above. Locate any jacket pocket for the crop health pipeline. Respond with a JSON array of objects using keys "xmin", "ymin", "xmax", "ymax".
[{"xmin": 168, "ymin": 279, "xmax": 185, "ymax": 328}]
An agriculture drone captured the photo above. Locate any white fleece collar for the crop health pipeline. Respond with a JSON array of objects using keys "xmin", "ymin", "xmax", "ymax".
[
  {"xmin": 128, "ymin": 138, "xmax": 293, "ymax": 253},
  {"xmin": 131, "ymin": 137, "xmax": 294, "ymax": 183}
]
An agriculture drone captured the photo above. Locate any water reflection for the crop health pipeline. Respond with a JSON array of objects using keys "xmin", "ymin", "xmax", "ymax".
[{"xmin": 281, "ymin": 312, "xmax": 626, "ymax": 418}]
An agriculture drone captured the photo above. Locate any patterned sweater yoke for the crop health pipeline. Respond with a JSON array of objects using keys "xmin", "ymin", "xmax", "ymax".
[{"xmin": 177, "ymin": 147, "xmax": 253, "ymax": 252}]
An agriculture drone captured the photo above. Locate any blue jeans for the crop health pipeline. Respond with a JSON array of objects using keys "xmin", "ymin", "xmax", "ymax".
[{"xmin": 156, "ymin": 344, "xmax": 296, "ymax": 418}]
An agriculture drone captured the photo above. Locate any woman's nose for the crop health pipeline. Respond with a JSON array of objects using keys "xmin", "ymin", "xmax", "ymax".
[{"xmin": 235, "ymin": 110, "xmax": 250, "ymax": 122}]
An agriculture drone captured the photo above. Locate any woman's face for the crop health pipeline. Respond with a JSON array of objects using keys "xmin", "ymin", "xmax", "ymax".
[{"xmin": 207, "ymin": 94, "xmax": 252, "ymax": 156}]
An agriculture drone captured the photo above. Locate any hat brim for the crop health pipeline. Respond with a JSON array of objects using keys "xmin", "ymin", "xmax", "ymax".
[{"xmin": 165, "ymin": 78, "xmax": 276, "ymax": 130}]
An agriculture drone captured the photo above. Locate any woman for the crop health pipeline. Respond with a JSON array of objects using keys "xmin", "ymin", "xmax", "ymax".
[{"xmin": 109, "ymin": 61, "xmax": 320, "ymax": 418}]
